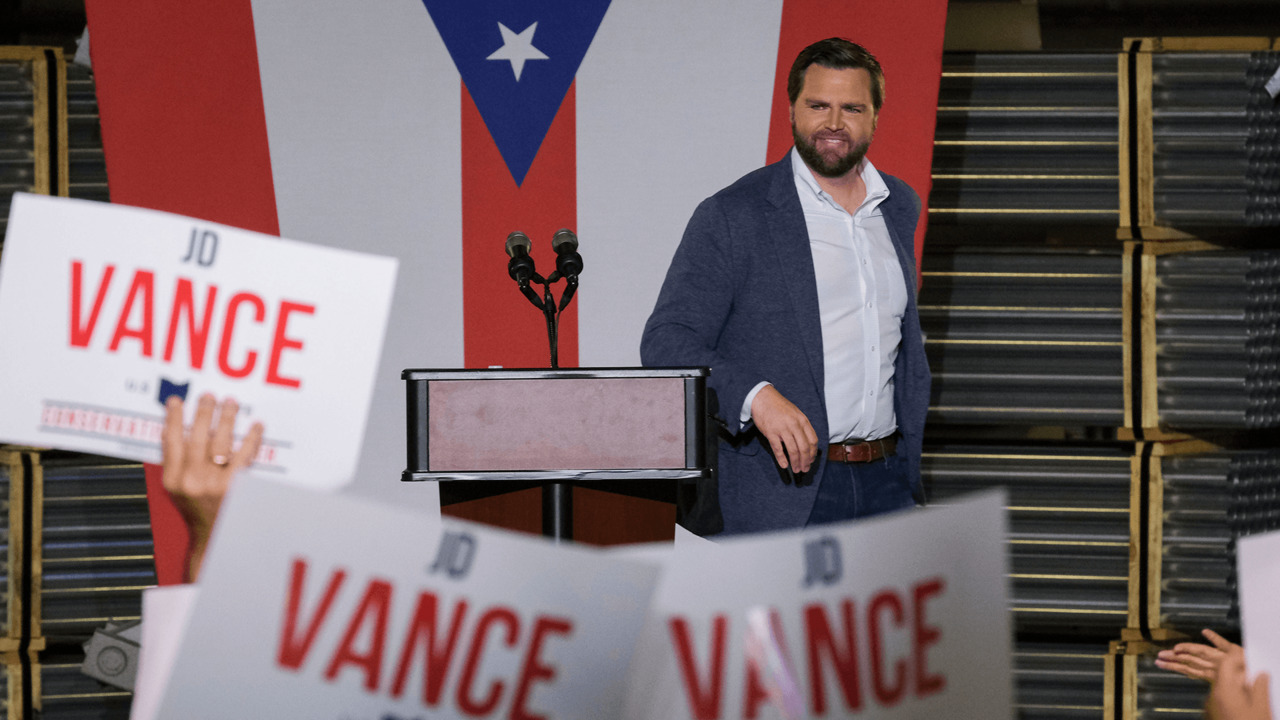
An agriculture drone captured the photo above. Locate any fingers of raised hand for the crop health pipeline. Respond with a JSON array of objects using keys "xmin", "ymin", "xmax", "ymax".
[
  {"xmin": 231, "ymin": 420, "xmax": 265, "ymax": 472},
  {"xmin": 187, "ymin": 393, "xmax": 218, "ymax": 462},
  {"xmin": 1202, "ymin": 629, "xmax": 1239, "ymax": 653},
  {"xmin": 162, "ymin": 395, "xmax": 260, "ymax": 492},
  {"xmin": 1155, "ymin": 653, "xmax": 1216, "ymax": 681},
  {"xmin": 162, "ymin": 396, "xmax": 186, "ymax": 486},
  {"xmin": 1161, "ymin": 641, "xmax": 1230, "ymax": 676},
  {"xmin": 1175, "ymin": 642, "xmax": 1228, "ymax": 664},
  {"xmin": 208, "ymin": 397, "xmax": 240, "ymax": 468}
]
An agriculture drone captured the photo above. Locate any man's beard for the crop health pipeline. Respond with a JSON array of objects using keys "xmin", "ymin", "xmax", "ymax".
[{"xmin": 793, "ymin": 124, "xmax": 870, "ymax": 178}]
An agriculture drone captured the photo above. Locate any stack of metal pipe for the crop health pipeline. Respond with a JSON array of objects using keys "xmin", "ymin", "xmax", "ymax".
[
  {"xmin": 40, "ymin": 652, "xmax": 134, "ymax": 717},
  {"xmin": 1014, "ymin": 642, "xmax": 1108, "ymax": 719},
  {"xmin": 920, "ymin": 249, "xmax": 1126, "ymax": 426},
  {"xmin": 0, "ymin": 60, "xmax": 36, "ymax": 244},
  {"xmin": 66, "ymin": 63, "xmax": 109, "ymax": 204},
  {"xmin": 1135, "ymin": 654, "xmax": 1210, "ymax": 720},
  {"xmin": 1151, "ymin": 52, "xmax": 1280, "ymax": 227},
  {"xmin": 930, "ymin": 52, "xmax": 1120, "ymax": 225},
  {"xmin": 1155, "ymin": 250, "xmax": 1280, "ymax": 429},
  {"xmin": 923, "ymin": 444, "xmax": 1132, "ymax": 634},
  {"xmin": 39, "ymin": 455, "xmax": 155, "ymax": 641},
  {"xmin": 1160, "ymin": 450, "xmax": 1280, "ymax": 633}
]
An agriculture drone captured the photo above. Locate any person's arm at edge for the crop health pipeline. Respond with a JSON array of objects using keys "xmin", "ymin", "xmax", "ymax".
[
  {"xmin": 1156, "ymin": 629, "xmax": 1240, "ymax": 682},
  {"xmin": 1206, "ymin": 645, "xmax": 1272, "ymax": 720},
  {"xmin": 160, "ymin": 394, "xmax": 263, "ymax": 583}
]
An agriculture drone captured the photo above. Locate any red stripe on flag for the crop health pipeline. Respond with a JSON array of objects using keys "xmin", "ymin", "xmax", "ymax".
[
  {"xmin": 767, "ymin": 0, "xmax": 948, "ymax": 273},
  {"xmin": 85, "ymin": 1, "xmax": 281, "ymax": 585},
  {"xmin": 143, "ymin": 463, "xmax": 188, "ymax": 585},
  {"xmin": 460, "ymin": 83, "xmax": 579, "ymax": 369},
  {"xmin": 447, "ymin": 83, "xmax": 581, "ymax": 534},
  {"xmin": 84, "ymin": 0, "xmax": 280, "ymax": 235}
]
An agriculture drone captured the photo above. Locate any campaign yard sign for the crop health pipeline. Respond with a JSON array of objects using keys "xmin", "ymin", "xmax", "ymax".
[
  {"xmin": 619, "ymin": 492, "xmax": 1013, "ymax": 720},
  {"xmin": 152, "ymin": 477, "xmax": 659, "ymax": 720},
  {"xmin": 0, "ymin": 193, "xmax": 397, "ymax": 489},
  {"xmin": 1237, "ymin": 529, "xmax": 1280, "ymax": 720}
]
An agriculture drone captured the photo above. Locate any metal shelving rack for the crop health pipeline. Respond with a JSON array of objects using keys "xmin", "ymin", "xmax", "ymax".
[
  {"xmin": 0, "ymin": 47, "xmax": 144, "ymax": 720},
  {"xmin": 927, "ymin": 37, "xmax": 1280, "ymax": 720}
]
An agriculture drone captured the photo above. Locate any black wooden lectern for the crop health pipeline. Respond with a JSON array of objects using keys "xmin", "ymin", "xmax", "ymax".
[{"xmin": 402, "ymin": 367, "xmax": 712, "ymax": 541}]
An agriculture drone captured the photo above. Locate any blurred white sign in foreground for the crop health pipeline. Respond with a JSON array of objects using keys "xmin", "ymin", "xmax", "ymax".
[
  {"xmin": 1239, "ymin": 528, "xmax": 1280, "ymax": 720},
  {"xmin": 0, "ymin": 193, "xmax": 397, "ymax": 489},
  {"xmin": 151, "ymin": 478, "xmax": 659, "ymax": 719},
  {"xmin": 619, "ymin": 492, "xmax": 1013, "ymax": 720}
]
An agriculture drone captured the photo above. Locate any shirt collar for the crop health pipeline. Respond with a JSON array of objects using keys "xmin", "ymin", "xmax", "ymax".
[{"xmin": 789, "ymin": 146, "xmax": 890, "ymax": 213}]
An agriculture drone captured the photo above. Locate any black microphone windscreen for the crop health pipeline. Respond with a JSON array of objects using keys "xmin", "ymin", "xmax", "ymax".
[
  {"xmin": 505, "ymin": 231, "xmax": 531, "ymax": 258},
  {"xmin": 551, "ymin": 228, "xmax": 578, "ymax": 253}
]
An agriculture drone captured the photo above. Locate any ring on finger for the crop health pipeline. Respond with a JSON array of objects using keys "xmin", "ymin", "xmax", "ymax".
[{"xmin": 211, "ymin": 454, "xmax": 230, "ymax": 467}]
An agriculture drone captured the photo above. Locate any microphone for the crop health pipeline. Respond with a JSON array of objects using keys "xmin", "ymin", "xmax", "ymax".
[
  {"xmin": 505, "ymin": 231, "xmax": 544, "ymax": 310},
  {"xmin": 551, "ymin": 228, "xmax": 583, "ymax": 311},
  {"xmin": 505, "ymin": 231, "xmax": 536, "ymax": 288},
  {"xmin": 551, "ymin": 228, "xmax": 583, "ymax": 281}
]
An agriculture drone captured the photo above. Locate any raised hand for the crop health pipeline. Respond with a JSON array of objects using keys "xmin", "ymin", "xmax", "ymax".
[{"xmin": 161, "ymin": 394, "xmax": 264, "ymax": 581}]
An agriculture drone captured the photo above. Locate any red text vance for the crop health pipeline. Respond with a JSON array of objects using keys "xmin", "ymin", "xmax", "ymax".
[
  {"xmin": 276, "ymin": 557, "xmax": 574, "ymax": 720},
  {"xmin": 669, "ymin": 577, "xmax": 947, "ymax": 719},
  {"xmin": 69, "ymin": 260, "xmax": 314, "ymax": 389}
]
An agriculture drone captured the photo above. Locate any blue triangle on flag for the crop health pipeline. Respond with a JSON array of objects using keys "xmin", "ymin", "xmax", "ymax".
[{"xmin": 422, "ymin": 0, "xmax": 613, "ymax": 186}]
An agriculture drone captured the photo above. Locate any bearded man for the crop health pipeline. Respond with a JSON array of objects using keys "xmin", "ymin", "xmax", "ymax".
[{"xmin": 641, "ymin": 37, "xmax": 931, "ymax": 535}]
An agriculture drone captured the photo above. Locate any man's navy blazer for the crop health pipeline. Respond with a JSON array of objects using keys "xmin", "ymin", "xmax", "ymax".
[{"xmin": 641, "ymin": 153, "xmax": 932, "ymax": 534}]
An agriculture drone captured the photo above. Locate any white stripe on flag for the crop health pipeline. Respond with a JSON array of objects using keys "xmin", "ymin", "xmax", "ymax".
[
  {"xmin": 250, "ymin": 1, "xmax": 463, "ymax": 508},
  {"xmin": 576, "ymin": 0, "xmax": 784, "ymax": 367}
]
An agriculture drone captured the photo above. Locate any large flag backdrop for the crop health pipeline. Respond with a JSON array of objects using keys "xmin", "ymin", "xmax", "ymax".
[{"xmin": 83, "ymin": 0, "xmax": 947, "ymax": 583}]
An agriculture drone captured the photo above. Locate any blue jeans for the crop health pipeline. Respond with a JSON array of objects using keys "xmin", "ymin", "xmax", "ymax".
[{"xmin": 806, "ymin": 453, "xmax": 915, "ymax": 526}]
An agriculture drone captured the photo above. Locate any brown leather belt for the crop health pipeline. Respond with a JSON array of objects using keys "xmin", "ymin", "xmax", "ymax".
[{"xmin": 827, "ymin": 436, "xmax": 897, "ymax": 463}]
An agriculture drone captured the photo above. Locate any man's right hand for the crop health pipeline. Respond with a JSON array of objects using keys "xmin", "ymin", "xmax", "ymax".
[{"xmin": 751, "ymin": 384, "xmax": 819, "ymax": 474}]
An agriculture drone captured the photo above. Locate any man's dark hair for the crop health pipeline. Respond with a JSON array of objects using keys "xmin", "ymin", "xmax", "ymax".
[{"xmin": 786, "ymin": 38, "xmax": 884, "ymax": 111}]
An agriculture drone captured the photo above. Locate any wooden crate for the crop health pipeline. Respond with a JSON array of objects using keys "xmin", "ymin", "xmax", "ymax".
[
  {"xmin": 1125, "ymin": 440, "xmax": 1225, "ymax": 636},
  {"xmin": 0, "ymin": 449, "xmax": 46, "ymax": 648},
  {"xmin": 0, "ymin": 47, "xmax": 69, "ymax": 199},
  {"xmin": 1117, "ymin": 37, "xmax": 1280, "ymax": 241},
  {"xmin": 1120, "ymin": 241, "xmax": 1230, "ymax": 438}
]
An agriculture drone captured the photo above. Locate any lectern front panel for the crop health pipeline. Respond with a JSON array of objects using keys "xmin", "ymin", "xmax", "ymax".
[
  {"xmin": 429, "ymin": 377, "xmax": 685, "ymax": 471},
  {"xmin": 402, "ymin": 368, "xmax": 709, "ymax": 481}
]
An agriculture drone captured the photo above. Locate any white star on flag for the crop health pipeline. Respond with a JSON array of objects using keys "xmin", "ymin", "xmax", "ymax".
[{"xmin": 486, "ymin": 22, "xmax": 549, "ymax": 81}]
